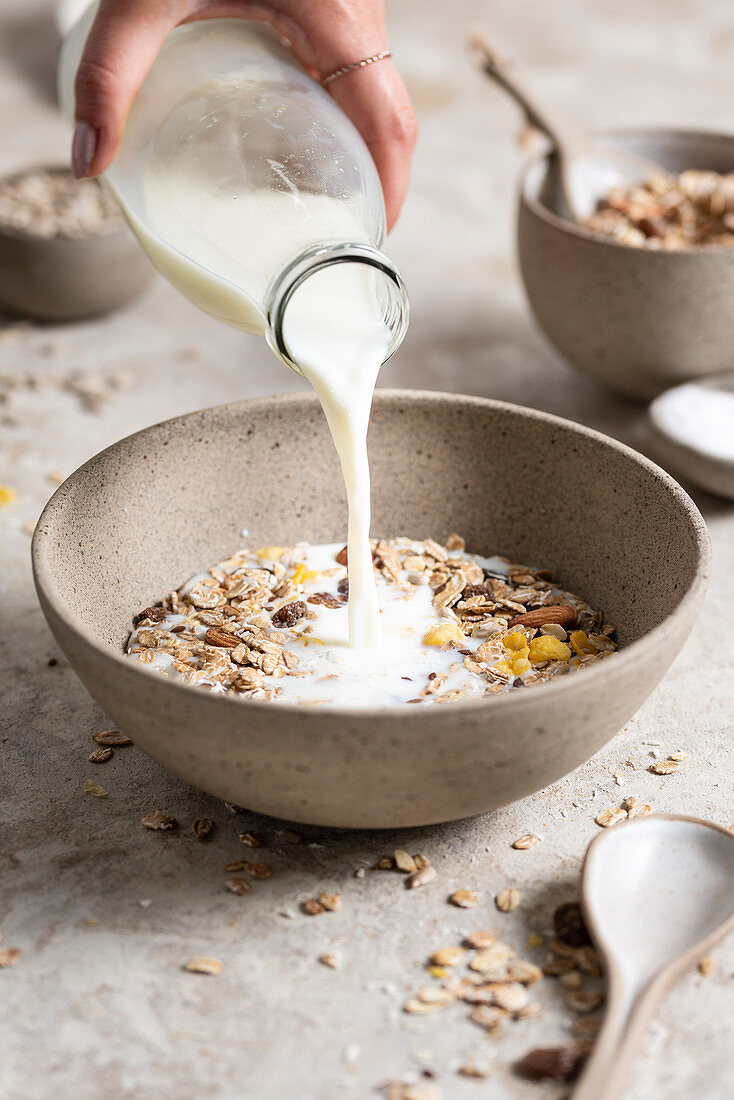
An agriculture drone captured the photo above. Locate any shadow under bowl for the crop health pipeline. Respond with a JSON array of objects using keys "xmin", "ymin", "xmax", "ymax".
[
  {"xmin": 518, "ymin": 129, "xmax": 734, "ymax": 399},
  {"xmin": 32, "ymin": 391, "xmax": 710, "ymax": 828}
]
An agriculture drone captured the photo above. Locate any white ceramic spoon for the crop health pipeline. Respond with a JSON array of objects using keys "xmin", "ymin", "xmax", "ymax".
[
  {"xmin": 574, "ymin": 815, "xmax": 734, "ymax": 1099},
  {"xmin": 471, "ymin": 32, "xmax": 671, "ymax": 221}
]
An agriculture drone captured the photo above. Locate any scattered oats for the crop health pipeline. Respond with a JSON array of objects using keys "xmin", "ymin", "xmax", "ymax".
[
  {"xmin": 318, "ymin": 892, "xmax": 342, "ymax": 911},
  {"xmin": 698, "ymin": 955, "xmax": 714, "ymax": 976},
  {"xmin": 83, "ymin": 778, "xmax": 107, "ymax": 798},
  {"xmin": 516, "ymin": 1001, "xmax": 543, "ymax": 1019},
  {"xmin": 394, "ymin": 849, "xmax": 417, "ymax": 873},
  {"xmin": 239, "ymin": 862, "xmax": 272, "ymax": 880},
  {"xmin": 384, "ymin": 1082, "xmax": 442, "ymax": 1100},
  {"xmin": 470, "ymin": 1004, "xmax": 504, "ymax": 1030},
  {"xmin": 225, "ymin": 860, "xmax": 248, "ymax": 873},
  {"xmin": 225, "ymin": 877, "xmax": 251, "ymax": 896},
  {"xmin": 278, "ymin": 908, "xmax": 297, "ymax": 919},
  {"xmin": 595, "ymin": 806, "xmax": 627, "ymax": 828},
  {"xmin": 409, "ymin": 866, "xmax": 437, "ymax": 889},
  {"xmin": 225, "ymin": 802, "xmax": 245, "ymax": 815},
  {"xmin": 506, "ymin": 959, "xmax": 544, "ymax": 985},
  {"xmin": 238, "ymin": 830, "xmax": 263, "ymax": 848},
  {"xmin": 302, "ymin": 898, "xmax": 325, "ymax": 915},
  {"xmin": 459, "ymin": 1062, "xmax": 489, "ymax": 1079},
  {"xmin": 374, "ymin": 856, "xmax": 395, "ymax": 871},
  {"xmin": 417, "ymin": 987, "xmax": 454, "ymax": 1006},
  {"xmin": 626, "ymin": 800, "xmax": 652, "ymax": 819},
  {"xmin": 470, "ymin": 942, "xmax": 516, "ymax": 973},
  {"xmin": 141, "ymin": 809, "xmax": 177, "ymax": 830},
  {"xmin": 183, "ymin": 956, "xmax": 223, "ymax": 975},
  {"xmin": 0, "ymin": 948, "xmax": 21, "ymax": 968},
  {"xmin": 275, "ymin": 828, "xmax": 304, "ymax": 843},
  {"xmin": 404, "ymin": 997, "xmax": 448, "ymax": 1015},
  {"xmin": 495, "ymin": 888, "xmax": 522, "ymax": 912},
  {"xmin": 450, "ymin": 889, "xmax": 479, "ymax": 908},
  {"xmin": 93, "ymin": 729, "xmax": 132, "ymax": 746},
  {"xmin": 567, "ymin": 989, "xmax": 604, "ymax": 1013},
  {"xmin": 512, "ymin": 834, "xmax": 540, "ymax": 850},
  {"xmin": 413, "ymin": 853, "xmax": 431, "ymax": 870},
  {"xmin": 431, "ymin": 946, "xmax": 466, "ymax": 967},
  {"xmin": 88, "ymin": 747, "xmax": 113, "ymax": 763},
  {"xmin": 559, "ymin": 970, "xmax": 583, "ymax": 990},
  {"xmin": 669, "ymin": 750, "xmax": 689, "ymax": 762},
  {"xmin": 319, "ymin": 953, "xmax": 342, "ymax": 970},
  {"xmin": 649, "ymin": 759, "xmax": 681, "ymax": 775},
  {"xmin": 493, "ymin": 982, "xmax": 530, "ymax": 1013},
  {"xmin": 192, "ymin": 818, "xmax": 214, "ymax": 841},
  {"xmin": 464, "ymin": 930, "xmax": 495, "ymax": 949}
]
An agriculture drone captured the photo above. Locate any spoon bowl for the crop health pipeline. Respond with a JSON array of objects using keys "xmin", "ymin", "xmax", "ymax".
[{"xmin": 575, "ymin": 815, "xmax": 734, "ymax": 1099}]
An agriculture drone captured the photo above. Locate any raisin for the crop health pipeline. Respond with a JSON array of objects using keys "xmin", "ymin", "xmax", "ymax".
[
  {"xmin": 272, "ymin": 601, "xmax": 308, "ymax": 627},
  {"xmin": 461, "ymin": 583, "xmax": 491, "ymax": 600},
  {"xmin": 335, "ymin": 546, "xmax": 348, "ymax": 565},
  {"xmin": 337, "ymin": 577, "xmax": 349, "ymax": 599},
  {"xmin": 307, "ymin": 593, "xmax": 342, "ymax": 609},
  {"xmin": 135, "ymin": 606, "xmax": 167, "ymax": 625},
  {"xmin": 553, "ymin": 901, "xmax": 591, "ymax": 947},
  {"xmin": 515, "ymin": 1045, "xmax": 587, "ymax": 1083}
]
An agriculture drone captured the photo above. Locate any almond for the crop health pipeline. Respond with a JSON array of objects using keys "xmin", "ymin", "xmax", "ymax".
[
  {"xmin": 204, "ymin": 626, "xmax": 242, "ymax": 648},
  {"xmin": 508, "ymin": 606, "xmax": 578, "ymax": 630}
]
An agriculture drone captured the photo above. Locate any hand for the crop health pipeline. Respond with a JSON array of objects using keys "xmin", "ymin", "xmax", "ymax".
[{"xmin": 71, "ymin": 0, "xmax": 417, "ymax": 229}]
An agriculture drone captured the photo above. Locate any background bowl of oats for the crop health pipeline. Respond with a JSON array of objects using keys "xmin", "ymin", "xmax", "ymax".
[
  {"xmin": 518, "ymin": 128, "xmax": 734, "ymax": 399},
  {"xmin": 32, "ymin": 391, "xmax": 710, "ymax": 828}
]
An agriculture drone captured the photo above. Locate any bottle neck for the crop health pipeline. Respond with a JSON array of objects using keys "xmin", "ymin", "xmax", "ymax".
[{"xmin": 264, "ymin": 243, "xmax": 409, "ymax": 375}]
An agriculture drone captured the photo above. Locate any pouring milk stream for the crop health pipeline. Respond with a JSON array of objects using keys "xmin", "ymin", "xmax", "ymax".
[{"xmin": 59, "ymin": 11, "xmax": 409, "ymax": 649}]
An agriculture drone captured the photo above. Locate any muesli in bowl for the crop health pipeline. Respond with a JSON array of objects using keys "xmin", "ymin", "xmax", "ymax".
[{"xmin": 127, "ymin": 537, "xmax": 617, "ymax": 709}]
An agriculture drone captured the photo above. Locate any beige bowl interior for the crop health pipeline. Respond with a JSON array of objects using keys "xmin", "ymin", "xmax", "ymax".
[{"xmin": 32, "ymin": 391, "xmax": 710, "ymax": 827}]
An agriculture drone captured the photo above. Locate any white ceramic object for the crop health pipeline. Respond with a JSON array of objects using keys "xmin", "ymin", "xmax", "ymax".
[
  {"xmin": 471, "ymin": 32, "xmax": 668, "ymax": 221},
  {"xmin": 575, "ymin": 815, "xmax": 734, "ymax": 1099},
  {"xmin": 650, "ymin": 374, "xmax": 734, "ymax": 501}
]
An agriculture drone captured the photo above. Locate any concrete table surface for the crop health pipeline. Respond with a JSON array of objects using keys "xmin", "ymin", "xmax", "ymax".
[{"xmin": 1, "ymin": 2, "xmax": 733, "ymax": 1098}]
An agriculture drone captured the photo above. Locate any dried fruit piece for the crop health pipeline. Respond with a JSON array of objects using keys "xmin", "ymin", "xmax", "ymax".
[
  {"xmin": 569, "ymin": 630, "xmax": 597, "ymax": 656},
  {"xmin": 272, "ymin": 601, "xmax": 308, "ymax": 627},
  {"xmin": 512, "ymin": 834, "xmax": 540, "ymax": 850},
  {"xmin": 516, "ymin": 1044, "xmax": 588, "ymax": 1083},
  {"xmin": 528, "ymin": 635, "xmax": 572, "ymax": 663},
  {"xmin": 307, "ymin": 592, "xmax": 342, "ymax": 608},
  {"xmin": 553, "ymin": 902, "xmax": 590, "ymax": 947},
  {"xmin": 0, "ymin": 486, "xmax": 17, "ymax": 505},
  {"xmin": 423, "ymin": 622, "xmax": 464, "ymax": 646},
  {"xmin": 698, "ymin": 955, "xmax": 714, "ymax": 976},
  {"xmin": 93, "ymin": 729, "xmax": 132, "ymax": 746},
  {"xmin": 495, "ymin": 888, "xmax": 522, "ymax": 912},
  {"xmin": 183, "ymin": 956, "xmax": 223, "ymax": 975},
  {"xmin": 449, "ymin": 888, "xmax": 479, "ymax": 908},
  {"xmin": 192, "ymin": 818, "xmax": 214, "ymax": 841},
  {"xmin": 335, "ymin": 546, "xmax": 349, "ymax": 565},
  {"xmin": 141, "ymin": 809, "xmax": 177, "ymax": 831},
  {"xmin": 88, "ymin": 747, "xmax": 113, "ymax": 763},
  {"xmin": 255, "ymin": 546, "xmax": 285, "ymax": 560}
]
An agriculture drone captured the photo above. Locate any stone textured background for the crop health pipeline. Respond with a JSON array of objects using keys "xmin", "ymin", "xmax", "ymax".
[{"xmin": 1, "ymin": 1, "xmax": 733, "ymax": 1097}]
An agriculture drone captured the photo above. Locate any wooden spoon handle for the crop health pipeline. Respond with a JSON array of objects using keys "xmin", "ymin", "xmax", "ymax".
[{"xmin": 469, "ymin": 31, "xmax": 584, "ymax": 156}]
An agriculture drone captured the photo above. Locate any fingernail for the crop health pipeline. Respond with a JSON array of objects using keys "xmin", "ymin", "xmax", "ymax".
[{"xmin": 71, "ymin": 121, "xmax": 97, "ymax": 178}]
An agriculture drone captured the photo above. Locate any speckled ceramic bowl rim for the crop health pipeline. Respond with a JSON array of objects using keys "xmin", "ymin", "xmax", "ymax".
[
  {"xmin": 0, "ymin": 163, "xmax": 126, "ymax": 243},
  {"xmin": 32, "ymin": 389, "xmax": 711, "ymax": 719},
  {"xmin": 519, "ymin": 126, "xmax": 734, "ymax": 255},
  {"xmin": 649, "ymin": 374, "xmax": 734, "ymax": 469}
]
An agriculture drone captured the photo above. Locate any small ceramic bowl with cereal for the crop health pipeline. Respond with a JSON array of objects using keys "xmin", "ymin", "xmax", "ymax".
[
  {"xmin": 0, "ymin": 165, "xmax": 152, "ymax": 322},
  {"xmin": 518, "ymin": 129, "xmax": 734, "ymax": 399},
  {"xmin": 32, "ymin": 391, "xmax": 710, "ymax": 828}
]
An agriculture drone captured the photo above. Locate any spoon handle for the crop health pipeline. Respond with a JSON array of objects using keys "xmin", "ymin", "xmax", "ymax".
[
  {"xmin": 572, "ymin": 979, "xmax": 661, "ymax": 1100},
  {"xmin": 469, "ymin": 32, "xmax": 585, "ymax": 157}
]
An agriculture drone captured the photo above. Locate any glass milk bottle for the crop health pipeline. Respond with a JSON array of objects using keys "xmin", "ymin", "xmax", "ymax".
[{"xmin": 57, "ymin": 6, "xmax": 409, "ymax": 373}]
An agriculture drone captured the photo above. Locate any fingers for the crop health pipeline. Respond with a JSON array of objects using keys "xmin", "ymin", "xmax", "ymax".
[
  {"xmin": 327, "ymin": 62, "xmax": 417, "ymax": 231},
  {"xmin": 72, "ymin": 0, "xmax": 193, "ymax": 177}
]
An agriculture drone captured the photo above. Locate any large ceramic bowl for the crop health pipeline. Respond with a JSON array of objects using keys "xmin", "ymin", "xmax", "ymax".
[
  {"xmin": 518, "ymin": 129, "xmax": 734, "ymax": 399},
  {"xmin": 32, "ymin": 391, "xmax": 710, "ymax": 828}
]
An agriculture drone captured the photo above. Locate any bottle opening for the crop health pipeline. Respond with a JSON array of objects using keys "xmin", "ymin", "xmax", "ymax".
[{"xmin": 265, "ymin": 243, "xmax": 410, "ymax": 375}]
